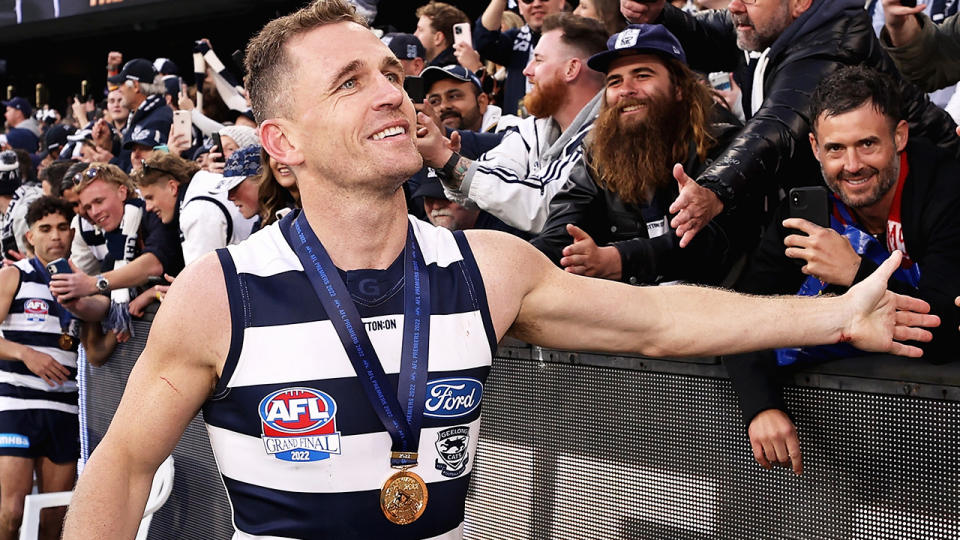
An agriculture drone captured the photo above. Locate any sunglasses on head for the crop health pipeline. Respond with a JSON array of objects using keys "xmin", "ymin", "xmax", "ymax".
[
  {"xmin": 140, "ymin": 160, "xmax": 174, "ymax": 177},
  {"xmin": 72, "ymin": 166, "xmax": 102, "ymax": 186}
]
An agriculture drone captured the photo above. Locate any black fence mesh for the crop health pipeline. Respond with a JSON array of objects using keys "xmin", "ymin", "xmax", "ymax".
[{"xmin": 83, "ymin": 338, "xmax": 960, "ymax": 539}]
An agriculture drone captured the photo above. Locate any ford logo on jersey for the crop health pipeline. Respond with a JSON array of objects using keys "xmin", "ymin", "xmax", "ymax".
[
  {"xmin": 424, "ymin": 377, "xmax": 483, "ymax": 418},
  {"xmin": 258, "ymin": 387, "xmax": 341, "ymax": 462},
  {"xmin": 24, "ymin": 299, "xmax": 49, "ymax": 322}
]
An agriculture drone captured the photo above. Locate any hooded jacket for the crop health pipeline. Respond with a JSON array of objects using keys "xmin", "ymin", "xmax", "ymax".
[{"xmin": 656, "ymin": 0, "xmax": 960, "ymax": 210}]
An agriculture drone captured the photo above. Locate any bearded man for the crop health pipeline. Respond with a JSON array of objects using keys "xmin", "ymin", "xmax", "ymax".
[
  {"xmin": 419, "ymin": 12, "xmax": 607, "ymax": 234},
  {"xmin": 532, "ymin": 24, "xmax": 750, "ymax": 285}
]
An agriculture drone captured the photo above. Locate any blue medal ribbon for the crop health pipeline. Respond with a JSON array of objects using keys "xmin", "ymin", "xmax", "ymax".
[
  {"xmin": 29, "ymin": 258, "xmax": 75, "ymax": 335},
  {"xmin": 283, "ymin": 210, "xmax": 431, "ymax": 468}
]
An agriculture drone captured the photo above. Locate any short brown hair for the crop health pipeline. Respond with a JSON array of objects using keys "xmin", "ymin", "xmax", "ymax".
[
  {"xmin": 415, "ymin": 2, "xmax": 469, "ymax": 49},
  {"xmin": 541, "ymin": 13, "xmax": 609, "ymax": 59},
  {"xmin": 131, "ymin": 151, "xmax": 201, "ymax": 188},
  {"xmin": 244, "ymin": 0, "xmax": 368, "ymax": 122},
  {"xmin": 72, "ymin": 163, "xmax": 136, "ymax": 196}
]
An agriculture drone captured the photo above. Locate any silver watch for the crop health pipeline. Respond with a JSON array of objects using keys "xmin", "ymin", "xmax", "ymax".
[{"xmin": 95, "ymin": 275, "xmax": 110, "ymax": 293}]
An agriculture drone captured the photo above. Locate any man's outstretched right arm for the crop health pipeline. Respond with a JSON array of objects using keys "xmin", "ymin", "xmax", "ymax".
[{"xmin": 62, "ymin": 253, "xmax": 228, "ymax": 539}]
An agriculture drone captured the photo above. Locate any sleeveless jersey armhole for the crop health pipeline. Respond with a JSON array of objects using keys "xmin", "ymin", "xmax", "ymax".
[
  {"xmin": 210, "ymin": 248, "xmax": 246, "ymax": 400},
  {"xmin": 452, "ymin": 231, "xmax": 498, "ymax": 356}
]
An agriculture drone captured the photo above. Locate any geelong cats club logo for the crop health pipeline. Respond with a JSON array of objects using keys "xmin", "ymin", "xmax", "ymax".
[{"xmin": 258, "ymin": 387, "xmax": 342, "ymax": 462}]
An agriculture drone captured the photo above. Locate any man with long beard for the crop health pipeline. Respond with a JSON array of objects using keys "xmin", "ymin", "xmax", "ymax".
[
  {"xmin": 419, "ymin": 13, "xmax": 607, "ymax": 234},
  {"xmin": 532, "ymin": 24, "xmax": 751, "ymax": 285}
]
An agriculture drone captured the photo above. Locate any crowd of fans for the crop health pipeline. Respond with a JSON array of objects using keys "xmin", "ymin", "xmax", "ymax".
[{"xmin": 0, "ymin": 0, "xmax": 959, "ymax": 536}]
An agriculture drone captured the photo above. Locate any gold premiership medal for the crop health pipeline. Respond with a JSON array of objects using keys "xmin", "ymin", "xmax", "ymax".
[
  {"xmin": 58, "ymin": 333, "xmax": 75, "ymax": 351},
  {"xmin": 380, "ymin": 470, "xmax": 428, "ymax": 525}
]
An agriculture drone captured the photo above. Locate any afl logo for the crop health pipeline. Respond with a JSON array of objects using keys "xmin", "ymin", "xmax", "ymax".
[
  {"xmin": 24, "ymin": 299, "xmax": 49, "ymax": 322},
  {"xmin": 258, "ymin": 387, "xmax": 342, "ymax": 462},
  {"xmin": 424, "ymin": 377, "xmax": 483, "ymax": 418}
]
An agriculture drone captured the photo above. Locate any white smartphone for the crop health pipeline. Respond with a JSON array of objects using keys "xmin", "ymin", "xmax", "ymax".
[
  {"xmin": 172, "ymin": 109, "xmax": 191, "ymax": 145},
  {"xmin": 708, "ymin": 72, "xmax": 732, "ymax": 92},
  {"xmin": 453, "ymin": 23, "xmax": 472, "ymax": 47}
]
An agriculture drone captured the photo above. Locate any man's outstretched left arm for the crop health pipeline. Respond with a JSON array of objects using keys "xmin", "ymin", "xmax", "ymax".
[{"xmin": 467, "ymin": 230, "xmax": 939, "ymax": 359}]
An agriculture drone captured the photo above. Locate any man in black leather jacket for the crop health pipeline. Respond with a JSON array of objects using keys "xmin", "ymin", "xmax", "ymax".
[
  {"xmin": 619, "ymin": 0, "xmax": 960, "ymax": 248},
  {"xmin": 532, "ymin": 24, "xmax": 751, "ymax": 286}
]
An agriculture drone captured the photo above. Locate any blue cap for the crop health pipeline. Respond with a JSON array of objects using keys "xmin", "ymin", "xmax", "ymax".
[
  {"xmin": 382, "ymin": 33, "xmax": 426, "ymax": 60},
  {"xmin": 214, "ymin": 144, "xmax": 263, "ymax": 192},
  {"xmin": 421, "ymin": 65, "xmax": 482, "ymax": 93},
  {"xmin": 2, "ymin": 97, "xmax": 32, "ymax": 117},
  {"xmin": 5, "ymin": 127, "xmax": 39, "ymax": 153},
  {"xmin": 587, "ymin": 24, "xmax": 687, "ymax": 73},
  {"xmin": 154, "ymin": 57, "xmax": 179, "ymax": 75},
  {"xmin": 108, "ymin": 58, "xmax": 157, "ymax": 85},
  {"xmin": 123, "ymin": 126, "xmax": 165, "ymax": 150}
]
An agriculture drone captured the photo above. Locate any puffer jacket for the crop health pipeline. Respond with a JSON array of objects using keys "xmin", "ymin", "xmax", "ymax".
[
  {"xmin": 531, "ymin": 114, "xmax": 750, "ymax": 286},
  {"xmin": 656, "ymin": 0, "xmax": 960, "ymax": 210}
]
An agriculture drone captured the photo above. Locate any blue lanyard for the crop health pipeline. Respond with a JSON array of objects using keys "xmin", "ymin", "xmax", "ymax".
[
  {"xmin": 29, "ymin": 258, "xmax": 74, "ymax": 332},
  {"xmin": 283, "ymin": 211, "xmax": 431, "ymax": 468}
]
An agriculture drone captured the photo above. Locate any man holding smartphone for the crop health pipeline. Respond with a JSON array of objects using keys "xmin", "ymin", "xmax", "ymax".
[
  {"xmin": 0, "ymin": 197, "xmax": 107, "ymax": 540},
  {"xmin": 726, "ymin": 66, "xmax": 960, "ymax": 476}
]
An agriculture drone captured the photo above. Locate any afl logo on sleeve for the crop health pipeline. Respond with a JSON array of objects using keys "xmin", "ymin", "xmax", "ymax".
[
  {"xmin": 24, "ymin": 299, "xmax": 49, "ymax": 322},
  {"xmin": 258, "ymin": 387, "xmax": 342, "ymax": 462},
  {"xmin": 424, "ymin": 378, "xmax": 483, "ymax": 418}
]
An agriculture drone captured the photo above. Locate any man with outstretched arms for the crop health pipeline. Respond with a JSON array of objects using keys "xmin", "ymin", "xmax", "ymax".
[
  {"xmin": 62, "ymin": 2, "xmax": 939, "ymax": 539},
  {"xmin": 0, "ymin": 197, "xmax": 107, "ymax": 540}
]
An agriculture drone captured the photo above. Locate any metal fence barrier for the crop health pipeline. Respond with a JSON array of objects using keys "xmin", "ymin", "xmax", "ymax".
[{"xmin": 82, "ymin": 315, "xmax": 960, "ymax": 539}]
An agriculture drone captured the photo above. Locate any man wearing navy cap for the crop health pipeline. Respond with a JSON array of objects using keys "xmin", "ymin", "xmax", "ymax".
[
  {"xmin": 422, "ymin": 65, "xmax": 510, "ymax": 133},
  {"xmin": 382, "ymin": 33, "xmax": 426, "ymax": 77},
  {"xmin": 532, "ymin": 24, "xmax": 750, "ymax": 286},
  {"xmin": 3, "ymin": 98, "xmax": 41, "ymax": 138},
  {"xmin": 103, "ymin": 59, "xmax": 173, "ymax": 173}
]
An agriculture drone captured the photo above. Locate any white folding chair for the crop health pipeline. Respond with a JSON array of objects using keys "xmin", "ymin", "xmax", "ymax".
[{"xmin": 19, "ymin": 455, "xmax": 175, "ymax": 540}]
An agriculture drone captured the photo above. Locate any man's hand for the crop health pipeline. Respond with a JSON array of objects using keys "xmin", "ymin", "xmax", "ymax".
[
  {"xmin": 167, "ymin": 127, "xmax": 191, "ymax": 156},
  {"xmin": 178, "ymin": 91, "xmax": 195, "ymax": 112},
  {"xmin": 748, "ymin": 409, "xmax": 802, "ymax": 475},
  {"xmin": 107, "ymin": 51, "xmax": 123, "ymax": 71},
  {"xmin": 50, "ymin": 272, "xmax": 98, "ymax": 302},
  {"xmin": 621, "ymin": 0, "xmax": 666, "ymax": 24},
  {"xmin": 414, "ymin": 101, "xmax": 443, "ymax": 136},
  {"xmin": 415, "ymin": 112, "xmax": 454, "ymax": 169},
  {"xmin": 453, "ymin": 42, "xmax": 483, "ymax": 73},
  {"xmin": 560, "ymin": 224, "xmax": 622, "ymax": 280},
  {"xmin": 205, "ymin": 152, "xmax": 225, "ymax": 174},
  {"xmin": 841, "ymin": 251, "xmax": 939, "ymax": 356},
  {"xmin": 668, "ymin": 163, "xmax": 723, "ymax": 248},
  {"xmin": 782, "ymin": 218, "xmax": 861, "ymax": 287},
  {"xmin": 882, "ymin": 0, "xmax": 926, "ymax": 46},
  {"xmin": 91, "ymin": 118, "xmax": 113, "ymax": 151},
  {"xmin": 72, "ymin": 98, "xmax": 89, "ymax": 126},
  {"xmin": 21, "ymin": 348, "xmax": 70, "ymax": 387}
]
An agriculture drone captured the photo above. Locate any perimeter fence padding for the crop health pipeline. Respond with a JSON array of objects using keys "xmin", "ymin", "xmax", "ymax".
[{"xmin": 82, "ymin": 317, "xmax": 960, "ymax": 539}]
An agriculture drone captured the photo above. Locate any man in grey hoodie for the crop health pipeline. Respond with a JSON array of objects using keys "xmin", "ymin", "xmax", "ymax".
[
  {"xmin": 416, "ymin": 12, "xmax": 607, "ymax": 234},
  {"xmin": 3, "ymin": 98, "xmax": 42, "ymax": 139}
]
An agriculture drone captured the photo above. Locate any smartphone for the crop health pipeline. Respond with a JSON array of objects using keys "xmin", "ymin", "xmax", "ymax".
[
  {"xmin": 146, "ymin": 275, "xmax": 166, "ymax": 287},
  {"xmin": 900, "ymin": 0, "xmax": 917, "ymax": 6},
  {"xmin": 708, "ymin": 72, "xmax": 731, "ymax": 92},
  {"xmin": 404, "ymin": 76, "xmax": 425, "ymax": 104},
  {"xmin": 453, "ymin": 23, "xmax": 472, "ymax": 47},
  {"xmin": 172, "ymin": 110, "xmax": 191, "ymax": 144},
  {"xmin": 210, "ymin": 132, "xmax": 225, "ymax": 163},
  {"xmin": 46, "ymin": 258, "xmax": 72, "ymax": 275},
  {"xmin": 788, "ymin": 187, "xmax": 830, "ymax": 229}
]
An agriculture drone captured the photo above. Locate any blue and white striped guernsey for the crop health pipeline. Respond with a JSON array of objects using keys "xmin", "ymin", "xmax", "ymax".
[
  {"xmin": 0, "ymin": 258, "xmax": 79, "ymax": 414},
  {"xmin": 204, "ymin": 211, "xmax": 496, "ymax": 540}
]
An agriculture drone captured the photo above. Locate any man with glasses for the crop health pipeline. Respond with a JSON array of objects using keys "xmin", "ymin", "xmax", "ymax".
[
  {"xmin": 618, "ymin": 0, "xmax": 960, "ymax": 249},
  {"xmin": 475, "ymin": 0, "xmax": 567, "ymax": 115},
  {"xmin": 49, "ymin": 164, "xmax": 183, "ymax": 340}
]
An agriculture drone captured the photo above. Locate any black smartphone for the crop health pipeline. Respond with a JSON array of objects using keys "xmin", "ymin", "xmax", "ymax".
[
  {"xmin": 900, "ymin": 0, "xmax": 917, "ymax": 6},
  {"xmin": 788, "ymin": 187, "xmax": 830, "ymax": 229},
  {"xmin": 403, "ymin": 76, "xmax": 425, "ymax": 104},
  {"xmin": 210, "ymin": 132, "xmax": 225, "ymax": 163},
  {"xmin": 145, "ymin": 275, "xmax": 166, "ymax": 287},
  {"xmin": 46, "ymin": 258, "xmax": 72, "ymax": 275}
]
